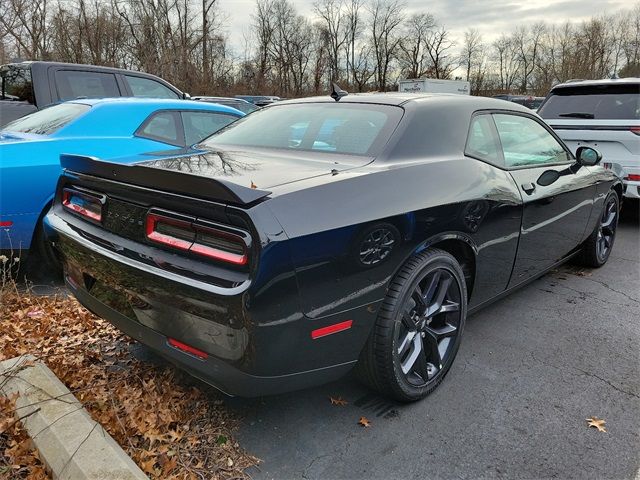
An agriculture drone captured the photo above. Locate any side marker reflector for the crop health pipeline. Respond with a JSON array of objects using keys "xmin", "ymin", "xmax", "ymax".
[
  {"xmin": 167, "ymin": 338, "xmax": 208, "ymax": 360},
  {"xmin": 0, "ymin": 221, "xmax": 12, "ymax": 227},
  {"xmin": 311, "ymin": 320, "xmax": 353, "ymax": 340}
]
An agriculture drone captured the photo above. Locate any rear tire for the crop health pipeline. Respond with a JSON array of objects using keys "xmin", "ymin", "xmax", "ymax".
[
  {"xmin": 356, "ymin": 248, "xmax": 467, "ymax": 402},
  {"xmin": 579, "ymin": 191, "xmax": 619, "ymax": 268},
  {"xmin": 32, "ymin": 217, "xmax": 62, "ymax": 278}
]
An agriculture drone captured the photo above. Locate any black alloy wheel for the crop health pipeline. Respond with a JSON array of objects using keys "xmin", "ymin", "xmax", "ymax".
[
  {"xmin": 357, "ymin": 248, "xmax": 467, "ymax": 402},
  {"xmin": 580, "ymin": 191, "xmax": 619, "ymax": 268}
]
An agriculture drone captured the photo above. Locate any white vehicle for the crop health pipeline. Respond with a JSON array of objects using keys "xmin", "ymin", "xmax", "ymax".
[
  {"xmin": 398, "ymin": 78, "xmax": 470, "ymax": 95},
  {"xmin": 538, "ymin": 78, "xmax": 640, "ymax": 199}
]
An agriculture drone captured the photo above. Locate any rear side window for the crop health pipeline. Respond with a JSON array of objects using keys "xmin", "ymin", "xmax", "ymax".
[
  {"xmin": 539, "ymin": 84, "xmax": 640, "ymax": 120},
  {"xmin": 182, "ymin": 111, "xmax": 237, "ymax": 146},
  {"xmin": 124, "ymin": 75, "xmax": 179, "ymax": 99},
  {"xmin": 2, "ymin": 103, "xmax": 90, "ymax": 135},
  {"xmin": 138, "ymin": 112, "xmax": 181, "ymax": 145},
  {"xmin": 465, "ymin": 114, "xmax": 503, "ymax": 167},
  {"xmin": 55, "ymin": 70, "xmax": 120, "ymax": 100},
  {"xmin": 493, "ymin": 114, "xmax": 569, "ymax": 168},
  {"xmin": 204, "ymin": 103, "xmax": 402, "ymax": 156},
  {"xmin": 0, "ymin": 65, "xmax": 34, "ymax": 104}
]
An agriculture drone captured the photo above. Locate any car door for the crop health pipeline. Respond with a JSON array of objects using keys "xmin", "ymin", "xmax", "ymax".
[{"xmin": 492, "ymin": 112, "xmax": 596, "ymax": 287}]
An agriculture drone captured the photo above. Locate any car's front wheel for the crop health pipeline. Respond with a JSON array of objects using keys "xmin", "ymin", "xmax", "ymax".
[{"xmin": 357, "ymin": 248, "xmax": 467, "ymax": 402}]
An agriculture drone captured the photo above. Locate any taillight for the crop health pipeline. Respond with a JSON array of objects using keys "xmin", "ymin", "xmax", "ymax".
[
  {"xmin": 146, "ymin": 212, "xmax": 194, "ymax": 251},
  {"xmin": 62, "ymin": 188, "xmax": 104, "ymax": 223},
  {"xmin": 626, "ymin": 174, "xmax": 640, "ymax": 181},
  {"xmin": 630, "ymin": 127, "xmax": 640, "ymax": 136},
  {"xmin": 145, "ymin": 210, "xmax": 249, "ymax": 266}
]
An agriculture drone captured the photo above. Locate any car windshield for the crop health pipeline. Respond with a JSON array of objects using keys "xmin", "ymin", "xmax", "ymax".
[
  {"xmin": 2, "ymin": 102, "xmax": 90, "ymax": 135},
  {"xmin": 203, "ymin": 103, "xmax": 403, "ymax": 156},
  {"xmin": 538, "ymin": 84, "xmax": 640, "ymax": 120}
]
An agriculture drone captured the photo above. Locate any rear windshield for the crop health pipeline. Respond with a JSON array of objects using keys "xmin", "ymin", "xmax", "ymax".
[
  {"xmin": 2, "ymin": 102, "xmax": 90, "ymax": 135},
  {"xmin": 538, "ymin": 84, "xmax": 639, "ymax": 120},
  {"xmin": 0, "ymin": 64, "xmax": 34, "ymax": 104},
  {"xmin": 203, "ymin": 103, "xmax": 403, "ymax": 156}
]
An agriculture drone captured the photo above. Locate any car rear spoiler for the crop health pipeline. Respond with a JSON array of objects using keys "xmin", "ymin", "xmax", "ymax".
[{"xmin": 60, "ymin": 154, "xmax": 271, "ymax": 206}]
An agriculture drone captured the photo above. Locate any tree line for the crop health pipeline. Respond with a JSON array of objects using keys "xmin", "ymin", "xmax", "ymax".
[{"xmin": 1, "ymin": 0, "xmax": 639, "ymax": 97}]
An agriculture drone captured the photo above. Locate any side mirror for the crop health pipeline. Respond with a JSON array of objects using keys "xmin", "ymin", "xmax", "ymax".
[
  {"xmin": 576, "ymin": 147, "xmax": 602, "ymax": 166},
  {"xmin": 182, "ymin": 92, "xmax": 191, "ymax": 99}
]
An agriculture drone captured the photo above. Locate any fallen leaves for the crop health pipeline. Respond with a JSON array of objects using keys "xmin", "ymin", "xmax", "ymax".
[
  {"xmin": 0, "ymin": 288, "xmax": 259, "ymax": 479},
  {"xmin": 586, "ymin": 417, "xmax": 607, "ymax": 432},
  {"xmin": 358, "ymin": 416, "xmax": 371, "ymax": 428},
  {"xmin": 329, "ymin": 396, "xmax": 348, "ymax": 406}
]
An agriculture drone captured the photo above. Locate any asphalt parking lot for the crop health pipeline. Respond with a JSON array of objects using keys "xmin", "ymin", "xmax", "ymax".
[{"xmin": 227, "ymin": 202, "xmax": 639, "ymax": 480}]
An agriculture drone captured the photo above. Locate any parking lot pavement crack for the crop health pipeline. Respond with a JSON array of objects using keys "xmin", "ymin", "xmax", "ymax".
[
  {"xmin": 549, "ymin": 282, "xmax": 636, "ymax": 308},
  {"xmin": 301, "ymin": 454, "xmax": 332, "ymax": 480},
  {"xmin": 580, "ymin": 277, "xmax": 640, "ymax": 305},
  {"xmin": 529, "ymin": 352, "xmax": 640, "ymax": 400}
]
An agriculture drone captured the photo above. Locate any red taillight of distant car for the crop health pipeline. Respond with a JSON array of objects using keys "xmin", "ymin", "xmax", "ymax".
[
  {"xmin": 145, "ymin": 210, "xmax": 249, "ymax": 266},
  {"xmin": 630, "ymin": 127, "xmax": 640, "ymax": 136},
  {"xmin": 626, "ymin": 174, "xmax": 640, "ymax": 181},
  {"xmin": 62, "ymin": 188, "xmax": 104, "ymax": 223}
]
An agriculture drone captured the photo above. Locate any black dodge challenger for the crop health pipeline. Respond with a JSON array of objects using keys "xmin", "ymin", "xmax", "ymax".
[{"xmin": 45, "ymin": 93, "xmax": 622, "ymax": 401}]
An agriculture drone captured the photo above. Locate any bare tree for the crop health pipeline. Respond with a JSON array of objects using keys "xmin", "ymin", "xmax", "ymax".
[
  {"xmin": 314, "ymin": 0, "xmax": 347, "ymax": 83},
  {"xmin": 425, "ymin": 26, "xmax": 456, "ymax": 79},
  {"xmin": 369, "ymin": 0, "xmax": 404, "ymax": 91},
  {"xmin": 397, "ymin": 13, "xmax": 436, "ymax": 79}
]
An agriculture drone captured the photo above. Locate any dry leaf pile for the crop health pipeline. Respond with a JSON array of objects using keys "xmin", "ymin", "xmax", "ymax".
[{"xmin": 0, "ymin": 286, "xmax": 258, "ymax": 479}]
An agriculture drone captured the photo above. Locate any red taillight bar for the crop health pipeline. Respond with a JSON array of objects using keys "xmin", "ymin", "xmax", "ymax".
[
  {"xmin": 626, "ymin": 174, "xmax": 640, "ymax": 182},
  {"xmin": 62, "ymin": 188, "xmax": 103, "ymax": 222},
  {"xmin": 145, "ymin": 213, "xmax": 193, "ymax": 251},
  {"xmin": 145, "ymin": 210, "xmax": 249, "ymax": 265},
  {"xmin": 630, "ymin": 127, "xmax": 640, "ymax": 136},
  {"xmin": 167, "ymin": 338, "xmax": 208, "ymax": 360},
  {"xmin": 0, "ymin": 221, "xmax": 12, "ymax": 227}
]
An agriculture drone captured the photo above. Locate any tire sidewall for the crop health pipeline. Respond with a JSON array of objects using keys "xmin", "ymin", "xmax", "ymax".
[
  {"xmin": 387, "ymin": 252, "xmax": 467, "ymax": 401},
  {"xmin": 595, "ymin": 191, "xmax": 619, "ymax": 266}
]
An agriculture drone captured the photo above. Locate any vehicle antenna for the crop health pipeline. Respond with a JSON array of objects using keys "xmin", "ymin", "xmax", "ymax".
[{"xmin": 330, "ymin": 83, "xmax": 348, "ymax": 101}]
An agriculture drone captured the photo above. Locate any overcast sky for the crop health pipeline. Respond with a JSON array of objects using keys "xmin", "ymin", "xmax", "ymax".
[{"xmin": 218, "ymin": 0, "xmax": 632, "ymax": 55}]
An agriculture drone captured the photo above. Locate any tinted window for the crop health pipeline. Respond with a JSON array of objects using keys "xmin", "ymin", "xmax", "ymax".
[
  {"xmin": 493, "ymin": 114, "xmax": 569, "ymax": 168},
  {"xmin": 182, "ymin": 111, "xmax": 237, "ymax": 145},
  {"xmin": 2, "ymin": 103, "xmax": 90, "ymax": 135},
  {"xmin": 125, "ymin": 75, "xmax": 179, "ymax": 99},
  {"xmin": 0, "ymin": 65, "xmax": 34, "ymax": 104},
  {"xmin": 204, "ymin": 103, "xmax": 402, "ymax": 156},
  {"xmin": 465, "ymin": 114, "xmax": 503, "ymax": 166},
  {"xmin": 55, "ymin": 70, "xmax": 120, "ymax": 100},
  {"xmin": 139, "ymin": 112, "xmax": 180, "ymax": 145},
  {"xmin": 538, "ymin": 84, "xmax": 640, "ymax": 120}
]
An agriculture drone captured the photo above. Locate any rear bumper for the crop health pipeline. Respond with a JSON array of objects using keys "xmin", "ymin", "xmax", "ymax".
[
  {"xmin": 68, "ymin": 279, "xmax": 355, "ymax": 397},
  {"xmin": 44, "ymin": 209, "xmax": 369, "ymax": 396}
]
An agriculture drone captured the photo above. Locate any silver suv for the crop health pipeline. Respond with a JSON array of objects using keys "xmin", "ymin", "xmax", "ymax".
[{"xmin": 538, "ymin": 78, "xmax": 639, "ymax": 199}]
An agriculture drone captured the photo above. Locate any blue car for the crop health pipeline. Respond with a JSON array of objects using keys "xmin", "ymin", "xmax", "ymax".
[{"xmin": 0, "ymin": 98, "xmax": 243, "ymax": 264}]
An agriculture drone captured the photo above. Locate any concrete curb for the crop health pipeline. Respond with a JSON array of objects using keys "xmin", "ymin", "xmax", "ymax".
[{"xmin": 0, "ymin": 354, "xmax": 148, "ymax": 480}]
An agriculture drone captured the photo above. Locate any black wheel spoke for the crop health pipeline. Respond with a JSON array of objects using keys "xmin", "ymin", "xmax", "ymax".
[
  {"xmin": 426, "ymin": 273, "xmax": 452, "ymax": 317},
  {"xmin": 399, "ymin": 331, "xmax": 422, "ymax": 374},
  {"xmin": 426, "ymin": 322, "xmax": 458, "ymax": 340},
  {"xmin": 422, "ymin": 330, "xmax": 442, "ymax": 371}
]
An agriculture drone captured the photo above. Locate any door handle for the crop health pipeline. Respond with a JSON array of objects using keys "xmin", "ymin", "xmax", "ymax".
[{"xmin": 521, "ymin": 182, "xmax": 536, "ymax": 194}]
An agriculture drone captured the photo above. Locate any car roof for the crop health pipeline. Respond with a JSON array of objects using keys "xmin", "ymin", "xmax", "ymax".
[
  {"xmin": 275, "ymin": 92, "xmax": 533, "ymax": 113},
  {"xmin": 551, "ymin": 77, "xmax": 640, "ymax": 90}
]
